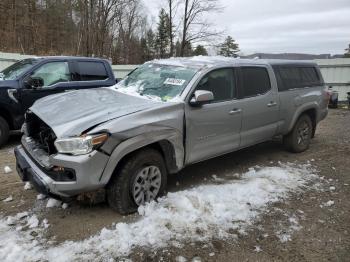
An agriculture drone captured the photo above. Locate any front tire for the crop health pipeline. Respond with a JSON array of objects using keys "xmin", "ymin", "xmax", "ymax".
[
  {"xmin": 283, "ymin": 114, "xmax": 313, "ymax": 153},
  {"xmin": 107, "ymin": 148, "xmax": 167, "ymax": 214},
  {"xmin": 0, "ymin": 116, "xmax": 10, "ymax": 148}
]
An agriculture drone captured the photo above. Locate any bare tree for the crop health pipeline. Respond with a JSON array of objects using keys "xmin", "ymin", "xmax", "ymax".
[
  {"xmin": 164, "ymin": 0, "xmax": 179, "ymax": 57},
  {"xmin": 113, "ymin": 0, "xmax": 145, "ymax": 63},
  {"xmin": 0, "ymin": 0, "xmax": 160, "ymax": 63},
  {"xmin": 180, "ymin": 0, "xmax": 222, "ymax": 56}
]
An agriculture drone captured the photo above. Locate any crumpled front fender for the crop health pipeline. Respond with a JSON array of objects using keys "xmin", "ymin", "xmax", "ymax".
[{"xmin": 99, "ymin": 128, "xmax": 184, "ymax": 185}]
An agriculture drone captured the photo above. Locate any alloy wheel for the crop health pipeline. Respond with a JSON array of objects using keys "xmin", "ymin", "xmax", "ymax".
[{"xmin": 132, "ymin": 165, "xmax": 162, "ymax": 206}]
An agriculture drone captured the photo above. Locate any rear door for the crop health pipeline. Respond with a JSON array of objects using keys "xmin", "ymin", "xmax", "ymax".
[
  {"xmin": 185, "ymin": 67, "xmax": 242, "ymax": 164},
  {"xmin": 75, "ymin": 60, "xmax": 113, "ymax": 89},
  {"xmin": 237, "ymin": 66, "xmax": 279, "ymax": 147}
]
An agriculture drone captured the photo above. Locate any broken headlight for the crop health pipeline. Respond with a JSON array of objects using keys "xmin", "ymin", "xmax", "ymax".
[{"xmin": 54, "ymin": 133, "xmax": 108, "ymax": 155}]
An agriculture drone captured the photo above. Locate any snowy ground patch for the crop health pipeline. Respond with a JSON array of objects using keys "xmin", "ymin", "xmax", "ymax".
[
  {"xmin": 46, "ymin": 198, "xmax": 62, "ymax": 208},
  {"xmin": 3, "ymin": 166, "xmax": 12, "ymax": 174},
  {"xmin": 2, "ymin": 196, "xmax": 13, "ymax": 203},
  {"xmin": 24, "ymin": 182, "xmax": 32, "ymax": 190},
  {"xmin": 275, "ymin": 214, "xmax": 303, "ymax": 243},
  {"xmin": 0, "ymin": 163, "xmax": 318, "ymax": 262}
]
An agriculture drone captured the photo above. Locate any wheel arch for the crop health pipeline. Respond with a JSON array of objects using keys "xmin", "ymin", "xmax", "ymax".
[
  {"xmin": 100, "ymin": 130, "xmax": 184, "ymax": 185},
  {"xmin": 287, "ymin": 104, "xmax": 318, "ymax": 136},
  {"xmin": 0, "ymin": 106, "xmax": 14, "ymax": 129}
]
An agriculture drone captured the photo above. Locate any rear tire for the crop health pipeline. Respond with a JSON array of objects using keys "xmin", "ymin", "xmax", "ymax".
[
  {"xmin": 0, "ymin": 116, "xmax": 10, "ymax": 148},
  {"xmin": 107, "ymin": 148, "xmax": 167, "ymax": 214},
  {"xmin": 283, "ymin": 114, "xmax": 313, "ymax": 153}
]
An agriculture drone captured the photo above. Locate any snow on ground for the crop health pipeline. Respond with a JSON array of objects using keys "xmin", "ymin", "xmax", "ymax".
[
  {"xmin": 175, "ymin": 256, "xmax": 187, "ymax": 262},
  {"xmin": 3, "ymin": 166, "xmax": 12, "ymax": 174},
  {"xmin": 275, "ymin": 214, "xmax": 303, "ymax": 243},
  {"xmin": 2, "ymin": 196, "xmax": 13, "ymax": 202},
  {"xmin": 0, "ymin": 163, "xmax": 318, "ymax": 262},
  {"xmin": 37, "ymin": 194, "xmax": 46, "ymax": 200},
  {"xmin": 320, "ymin": 200, "xmax": 335, "ymax": 207},
  {"xmin": 46, "ymin": 198, "xmax": 62, "ymax": 208},
  {"xmin": 24, "ymin": 182, "xmax": 32, "ymax": 190}
]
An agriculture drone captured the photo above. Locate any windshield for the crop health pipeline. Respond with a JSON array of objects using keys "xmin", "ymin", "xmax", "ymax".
[
  {"xmin": 0, "ymin": 59, "xmax": 39, "ymax": 80},
  {"xmin": 115, "ymin": 63, "xmax": 198, "ymax": 101}
]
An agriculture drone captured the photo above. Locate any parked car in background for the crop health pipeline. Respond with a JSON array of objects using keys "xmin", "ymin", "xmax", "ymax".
[
  {"xmin": 0, "ymin": 56, "xmax": 116, "ymax": 146},
  {"xmin": 15, "ymin": 57, "xmax": 328, "ymax": 214}
]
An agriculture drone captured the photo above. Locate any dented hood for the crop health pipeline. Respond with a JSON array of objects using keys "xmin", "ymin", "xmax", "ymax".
[{"xmin": 30, "ymin": 87, "xmax": 160, "ymax": 138}]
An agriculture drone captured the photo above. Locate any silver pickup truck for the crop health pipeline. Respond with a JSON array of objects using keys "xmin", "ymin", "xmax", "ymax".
[{"xmin": 15, "ymin": 57, "xmax": 328, "ymax": 214}]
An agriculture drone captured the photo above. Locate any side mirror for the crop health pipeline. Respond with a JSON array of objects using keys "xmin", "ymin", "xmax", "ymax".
[
  {"xmin": 189, "ymin": 90, "xmax": 214, "ymax": 106},
  {"xmin": 24, "ymin": 77, "xmax": 44, "ymax": 89}
]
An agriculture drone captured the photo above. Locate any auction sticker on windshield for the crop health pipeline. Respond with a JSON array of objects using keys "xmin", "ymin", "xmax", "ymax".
[{"xmin": 164, "ymin": 78, "xmax": 186, "ymax": 86}]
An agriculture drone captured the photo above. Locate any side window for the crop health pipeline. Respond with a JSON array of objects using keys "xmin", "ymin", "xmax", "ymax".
[
  {"xmin": 31, "ymin": 62, "xmax": 71, "ymax": 87},
  {"xmin": 241, "ymin": 67, "xmax": 271, "ymax": 98},
  {"xmin": 299, "ymin": 67, "xmax": 321, "ymax": 87},
  {"xmin": 196, "ymin": 68, "xmax": 235, "ymax": 102},
  {"xmin": 78, "ymin": 61, "xmax": 108, "ymax": 81},
  {"xmin": 275, "ymin": 66, "xmax": 321, "ymax": 91},
  {"xmin": 277, "ymin": 67, "xmax": 301, "ymax": 90}
]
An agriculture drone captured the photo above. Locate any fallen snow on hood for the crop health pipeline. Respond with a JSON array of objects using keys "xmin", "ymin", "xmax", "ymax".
[{"xmin": 0, "ymin": 163, "xmax": 318, "ymax": 262}]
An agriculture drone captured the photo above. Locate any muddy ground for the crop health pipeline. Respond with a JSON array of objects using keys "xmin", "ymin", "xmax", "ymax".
[{"xmin": 0, "ymin": 109, "xmax": 349, "ymax": 261}]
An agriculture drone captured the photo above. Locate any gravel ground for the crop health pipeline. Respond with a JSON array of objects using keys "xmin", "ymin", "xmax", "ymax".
[{"xmin": 0, "ymin": 109, "xmax": 349, "ymax": 261}]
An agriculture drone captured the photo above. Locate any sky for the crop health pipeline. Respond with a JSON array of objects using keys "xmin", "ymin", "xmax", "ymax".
[{"xmin": 146, "ymin": 0, "xmax": 350, "ymax": 55}]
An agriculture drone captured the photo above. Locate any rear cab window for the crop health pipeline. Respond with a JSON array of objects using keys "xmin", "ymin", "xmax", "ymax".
[
  {"xmin": 240, "ymin": 67, "xmax": 271, "ymax": 98},
  {"xmin": 77, "ymin": 61, "xmax": 108, "ymax": 81}
]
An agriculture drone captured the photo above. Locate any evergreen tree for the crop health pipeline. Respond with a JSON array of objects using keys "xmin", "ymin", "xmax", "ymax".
[
  {"xmin": 181, "ymin": 40, "xmax": 193, "ymax": 57},
  {"xmin": 156, "ymin": 8, "xmax": 170, "ymax": 58},
  {"xmin": 141, "ymin": 29, "xmax": 156, "ymax": 61},
  {"xmin": 218, "ymin": 36, "xmax": 240, "ymax": 57},
  {"xmin": 193, "ymin": 45, "xmax": 208, "ymax": 56},
  {"xmin": 175, "ymin": 40, "xmax": 182, "ymax": 57}
]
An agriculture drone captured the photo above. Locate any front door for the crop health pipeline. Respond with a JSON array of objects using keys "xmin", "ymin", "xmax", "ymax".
[
  {"xmin": 19, "ymin": 61, "xmax": 73, "ymax": 111},
  {"xmin": 185, "ymin": 68, "xmax": 242, "ymax": 164}
]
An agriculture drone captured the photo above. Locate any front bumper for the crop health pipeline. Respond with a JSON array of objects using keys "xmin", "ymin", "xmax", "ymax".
[
  {"xmin": 15, "ymin": 146, "xmax": 51, "ymax": 196},
  {"xmin": 14, "ymin": 144, "xmax": 110, "ymax": 198}
]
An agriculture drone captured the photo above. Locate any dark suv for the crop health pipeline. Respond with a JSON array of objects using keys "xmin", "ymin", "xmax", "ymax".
[{"xmin": 0, "ymin": 56, "xmax": 117, "ymax": 146}]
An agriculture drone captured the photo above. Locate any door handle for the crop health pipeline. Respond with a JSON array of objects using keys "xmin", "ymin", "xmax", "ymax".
[
  {"xmin": 229, "ymin": 108, "xmax": 242, "ymax": 115},
  {"xmin": 267, "ymin": 101, "xmax": 277, "ymax": 107}
]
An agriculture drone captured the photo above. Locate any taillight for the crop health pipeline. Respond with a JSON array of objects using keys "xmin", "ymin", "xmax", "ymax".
[{"xmin": 324, "ymin": 89, "xmax": 331, "ymax": 103}]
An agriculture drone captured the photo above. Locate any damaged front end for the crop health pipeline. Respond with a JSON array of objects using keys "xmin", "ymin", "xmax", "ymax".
[
  {"xmin": 20, "ymin": 111, "xmax": 76, "ymax": 182},
  {"xmin": 15, "ymin": 111, "xmax": 111, "ymax": 199}
]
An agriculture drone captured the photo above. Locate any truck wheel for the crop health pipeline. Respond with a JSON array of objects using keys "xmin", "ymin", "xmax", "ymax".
[
  {"xmin": 0, "ymin": 116, "xmax": 10, "ymax": 148},
  {"xmin": 283, "ymin": 114, "xmax": 313, "ymax": 153},
  {"xmin": 107, "ymin": 148, "xmax": 167, "ymax": 214}
]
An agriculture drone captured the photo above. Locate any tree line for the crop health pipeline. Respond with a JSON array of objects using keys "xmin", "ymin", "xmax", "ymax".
[{"xmin": 0, "ymin": 0, "xmax": 240, "ymax": 64}]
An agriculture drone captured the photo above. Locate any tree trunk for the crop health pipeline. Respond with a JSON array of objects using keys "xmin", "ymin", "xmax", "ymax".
[
  {"xmin": 169, "ymin": 0, "xmax": 174, "ymax": 57},
  {"xmin": 180, "ymin": 0, "xmax": 188, "ymax": 57}
]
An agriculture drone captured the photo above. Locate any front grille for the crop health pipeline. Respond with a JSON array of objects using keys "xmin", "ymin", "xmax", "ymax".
[{"xmin": 25, "ymin": 111, "xmax": 57, "ymax": 155}]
